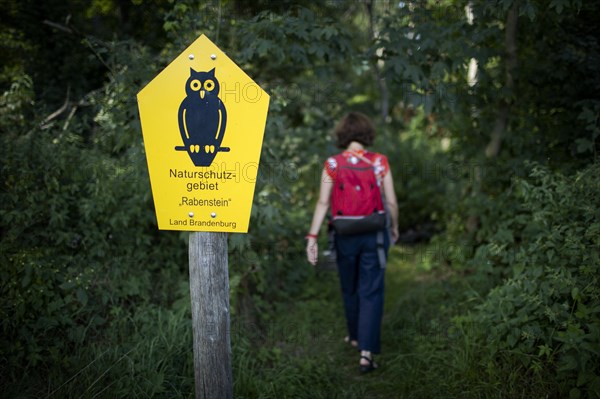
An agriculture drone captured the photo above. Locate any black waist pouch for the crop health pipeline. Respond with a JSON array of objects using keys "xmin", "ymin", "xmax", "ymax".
[{"xmin": 332, "ymin": 212, "xmax": 386, "ymax": 235}]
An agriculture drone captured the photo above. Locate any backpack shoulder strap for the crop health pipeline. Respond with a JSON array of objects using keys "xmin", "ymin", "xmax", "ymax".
[{"xmin": 346, "ymin": 150, "xmax": 374, "ymax": 166}]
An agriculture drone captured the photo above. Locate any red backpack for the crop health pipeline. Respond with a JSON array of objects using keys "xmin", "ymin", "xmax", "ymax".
[{"xmin": 330, "ymin": 152, "xmax": 386, "ymax": 235}]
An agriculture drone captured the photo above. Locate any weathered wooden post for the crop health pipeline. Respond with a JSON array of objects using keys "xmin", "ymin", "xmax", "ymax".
[
  {"xmin": 189, "ymin": 232, "xmax": 232, "ymax": 398},
  {"xmin": 137, "ymin": 34, "xmax": 269, "ymax": 398}
]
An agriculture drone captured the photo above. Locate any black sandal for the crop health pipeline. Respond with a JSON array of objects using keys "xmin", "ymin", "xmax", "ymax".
[{"xmin": 359, "ymin": 355, "xmax": 378, "ymax": 373}]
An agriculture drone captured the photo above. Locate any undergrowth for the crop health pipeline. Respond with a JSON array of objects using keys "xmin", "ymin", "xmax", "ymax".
[{"xmin": 3, "ymin": 242, "xmax": 580, "ymax": 398}]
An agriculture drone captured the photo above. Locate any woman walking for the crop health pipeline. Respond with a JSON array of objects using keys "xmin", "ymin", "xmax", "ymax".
[{"xmin": 306, "ymin": 112, "xmax": 399, "ymax": 373}]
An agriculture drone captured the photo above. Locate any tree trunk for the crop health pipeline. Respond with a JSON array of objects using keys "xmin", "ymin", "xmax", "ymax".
[
  {"xmin": 189, "ymin": 232, "xmax": 232, "ymax": 399},
  {"xmin": 366, "ymin": 0, "xmax": 390, "ymax": 122},
  {"xmin": 465, "ymin": 2, "xmax": 478, "ymax": 87},
  {"xmin": 466, "ymin": 2, "xmax": 519, "ymax": 233},
  {"xmin": 486, "ymin": 3, "xmax": 519, "ymax": 158}
]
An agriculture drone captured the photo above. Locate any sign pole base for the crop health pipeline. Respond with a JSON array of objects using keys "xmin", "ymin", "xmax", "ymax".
[{"xmin": 189, "ymin": 232, "xmax": 232, "ymax": 399}]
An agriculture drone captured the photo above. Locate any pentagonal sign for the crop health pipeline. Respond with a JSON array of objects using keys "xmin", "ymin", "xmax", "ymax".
[{"xmin": 137, "ymin": 34, "xmax": 269, "ymax": 232}]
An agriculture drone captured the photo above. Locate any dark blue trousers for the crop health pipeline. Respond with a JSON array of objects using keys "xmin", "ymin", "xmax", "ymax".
[{"xmin": 335, "ymin": 231, "xmax": 389, "ymax": 354}]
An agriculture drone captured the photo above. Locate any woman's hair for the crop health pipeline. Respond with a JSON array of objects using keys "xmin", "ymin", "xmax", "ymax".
[{"xmin": 333, "ymin": 112, "xmax": 375, "ymax": 149}]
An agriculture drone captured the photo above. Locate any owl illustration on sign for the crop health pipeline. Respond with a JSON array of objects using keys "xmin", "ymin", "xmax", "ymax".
[{"xmin": 175, "ymin": 68, "xmax": 228, "ymax": 166}]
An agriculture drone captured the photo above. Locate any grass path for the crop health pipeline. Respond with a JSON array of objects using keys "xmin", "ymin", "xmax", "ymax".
[{"xmin": 232, "ymin": 244, "xmax": 484, "ymax": 398}]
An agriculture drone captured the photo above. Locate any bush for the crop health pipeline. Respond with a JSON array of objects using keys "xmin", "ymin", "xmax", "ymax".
[
  {"xmin": 0, "ymin": 116, "xmax": 186, "ymax": 386},
  {"xmin": 470, "ymin": 163, "xmax": 600, "ymax": 398},
  {"xmin": 379, "ymin": 109, "xmax": 453, "ymax": 233}
]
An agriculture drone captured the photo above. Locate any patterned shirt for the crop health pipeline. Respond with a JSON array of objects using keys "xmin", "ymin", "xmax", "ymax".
[{"xmin": 324, "ymin": 150, "xmax": 390, "ymax": 186}]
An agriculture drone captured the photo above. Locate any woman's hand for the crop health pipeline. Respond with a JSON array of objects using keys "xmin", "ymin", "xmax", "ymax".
[
  {"xmin": 391, "ymin": 226, "xmax": 399, "ymax": 244},
  {"xmin": 306, "ymin": 237, "xmax": 318, "ymax": 266}
]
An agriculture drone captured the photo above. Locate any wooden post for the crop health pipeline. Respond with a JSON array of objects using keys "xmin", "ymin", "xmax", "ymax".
[{"xmin": 188, "ymin": 232, "xmax": 232, "ymax": 399}]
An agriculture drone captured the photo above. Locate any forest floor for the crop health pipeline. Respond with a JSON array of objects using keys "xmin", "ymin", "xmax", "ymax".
[{"xmin": 231, "ymin": 244, "xmax": 505, "ymax": 399}]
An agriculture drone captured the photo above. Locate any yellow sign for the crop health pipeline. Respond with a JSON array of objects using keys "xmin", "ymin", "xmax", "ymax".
[{"xmin": 137, "ymin": 34, "xmax": 269, "ymax": 233}]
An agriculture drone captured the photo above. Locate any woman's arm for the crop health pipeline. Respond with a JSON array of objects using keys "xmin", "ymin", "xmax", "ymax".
[{"xmin": 306, "ymin": 169, "xmax": 334, "ymax": 265}]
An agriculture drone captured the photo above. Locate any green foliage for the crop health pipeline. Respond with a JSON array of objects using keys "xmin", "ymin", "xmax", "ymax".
[
  {"xmin": 576, "ymin": 102, "xmax": 600, "ymax": 159},
  {"xmin": 0, "ymin": 70, "xmax": 34, "ymax": 130},
  {"xmin": 235, "ymin": 8, "xmax": 354, "ymax": 74},
  {"xmin": 376, "ymin": 1, "xmax": 469, "ymax": 115},
  {"xmin": 1, "ymin": 250, "xmax": 98, "ymax": 374},
  {"xmin": 5, "ymin": 303, "xmax": 195, "ymax": 398},
  {"xmin": 379, "ymin": 110, "xmax": 453, "ymax": 231},
  {"xmin": 470, "ymin": 163, "xmax": 600, "ymax": 397},
  {"xmin": 0, "ymin": 52, "xmax": 186, "ymax": 380},
  {"xmin": 0, "ymin": 126, "xmax": 182, "ymax": 367}
]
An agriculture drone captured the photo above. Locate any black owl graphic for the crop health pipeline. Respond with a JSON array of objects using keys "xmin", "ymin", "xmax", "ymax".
[{"xmin": 175, "ymin": 68, "xmax": 228, "ymax": 166}]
